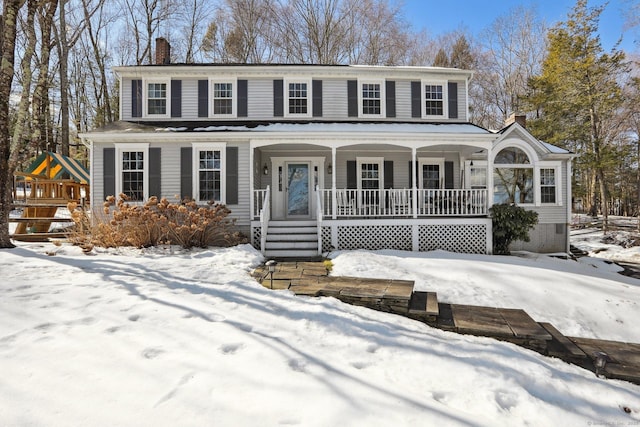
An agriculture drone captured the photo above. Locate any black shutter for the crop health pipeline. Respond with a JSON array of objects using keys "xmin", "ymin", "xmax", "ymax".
[
  {"xmin": 226, "ymin": 147, "xmax": 238, "ymax": 205},
  {"xmin": 131, "ymin": 80, "xmax": 142, "ymax": 118},
  {"xmin": 149, "ymin": 147, "xmax": 161, "ymax": 197},
  {"xmin": 385, "ymin": 80, "xmax": 396, "ymax": 118},
  {"xmin": 103, "ymin": 147, "xmax": 115, "ymax": 199},
  {"xmin": 411, "ymin": 81, "xmax": 421, "ymax": 118},
  {"xmin": 171, "ymin": 80, "xmax": 182, "ymax": 118},
  {"xmin": 273, "ymin": 79, "xmax": 284, "ymax": 117},
  {"xmin": 346, "ymin": 160, "xmax": 357, "ymax": 189},
  {"xmin": 448, "ymin": 82, "xmax": 458, "ymax": 119},
  {"xmin": 198, "ymin": 80, "xmax": 208, "ymax": 117},
  {"xmin": 180, "ymin": 147, "xmax": 192, "ymax": 200},
  {"xmin": 347, "ymin": 80, "xmax": 358, "ymax": 117},
  {"xmin": 237, "ymin": 79, "xmax": 248, "ymax": 117},
  {"xmin": 384, "ymin": 161, "xmax": 394, "ymax": 189},
  {"xmin": 312, "ymin": 80, "xmax": 323, "ymax": 117},
  {"xmin": 445, "ymin": 161, "xmax": 454, "ymax": 189},
  {"xmin": 408, "ymin": 161, "xmax": 419, "ymax": 187}
]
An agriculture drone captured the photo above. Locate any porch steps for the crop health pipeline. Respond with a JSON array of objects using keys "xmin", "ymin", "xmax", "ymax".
[{"xmin": 264, "ymin": 220, "xmax": 319, "ymax": 258}]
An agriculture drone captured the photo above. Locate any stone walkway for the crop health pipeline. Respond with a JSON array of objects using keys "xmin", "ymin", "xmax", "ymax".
[{"xmin": 252, "ymin": 261, "xmax": 640, "ymax": 386}]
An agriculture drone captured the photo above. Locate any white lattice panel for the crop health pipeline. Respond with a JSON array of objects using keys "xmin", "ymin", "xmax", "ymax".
[
  {"xmin": 419, "ymin": 224, "xmax": 486, "ymax": 253},
  {"xmin": 337, "ymin": 225, "xmax": 412, "ymax": 250},
  {"xmin": 251, "ymin": 226, "xmax": 261, "ymax": 250},
  {"xmin": 322, "ymin": 226, "xmax": 332, "ymax": 252}
]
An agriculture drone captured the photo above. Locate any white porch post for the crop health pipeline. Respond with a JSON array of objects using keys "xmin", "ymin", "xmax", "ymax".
[
  {"xmin": 249, "ymin": 142, "xmax": 255, "ymax": 219},
  {"xmin": 486, "ymin": 144, "xmax": 494, "ymax": 212},
  {"xmin": 412, "ymin": 147, "xmax": 417, "ymax": 219},
  {"xmin": 331, "ymin": 146, "xmax": 337, "ymax": 219}
]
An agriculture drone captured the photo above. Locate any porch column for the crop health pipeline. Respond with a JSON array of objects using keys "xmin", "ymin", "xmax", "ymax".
[
  {"xmin": 486, "ymin": 144, "xmax": 494, "ymax": 214},
  {"xmin": 332, "ymin": 146, "xmax": 337, "ymax": 219},
  {"xmin": 412, "ymin": 147, "xmax": 417, "ymax": 219},
  {"xmin": 249, "ymin": 142, "xmax": 255, "ymax": 219}
]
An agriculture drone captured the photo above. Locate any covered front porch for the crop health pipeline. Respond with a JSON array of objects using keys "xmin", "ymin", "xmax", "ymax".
[{"xmin": 248, "ymin": 134, "xmax": 496, "ymax": 256}]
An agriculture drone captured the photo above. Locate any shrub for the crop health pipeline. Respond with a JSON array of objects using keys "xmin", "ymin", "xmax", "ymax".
[
  {"xmin": 489, "ymin": 203, "xmax": 538, "ymax": 255},
  {"xmin": 68, "ymin": 194, "xmax": 247, "ymax": 249}
]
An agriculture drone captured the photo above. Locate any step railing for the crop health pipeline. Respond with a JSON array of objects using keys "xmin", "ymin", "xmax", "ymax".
[{"xmin": 259, "ymin": 186, "xmax": 270, "ymax": 254}]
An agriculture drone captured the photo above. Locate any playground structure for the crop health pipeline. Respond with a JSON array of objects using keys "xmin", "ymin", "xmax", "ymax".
[{"xmin": 11, "ymin": 152, "xmax": 90, "ymax": 241}]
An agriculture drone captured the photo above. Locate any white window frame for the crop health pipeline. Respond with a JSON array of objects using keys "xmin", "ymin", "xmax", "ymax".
[
  {"xmin": 358, "ymin": 79, "xmax": 385, "ymax": 118},
  {"xmin": 114, "ymin": 143, "xmax": 149, "ymax": 202},
  {"xmin": 418, "ymin": 157, "xmax": 445, "ymax": 189},
  {"xmin": 421, "ymin": 80, "xmax": 448, "ymax": 119},
  {"xmin": 284, "ymin": 78, "xmax": 312, "ymax": 118},
  {"xmin": 209, "ymin": 78, "xmax": 237, "ymax": 118},
  {"xmin": 492, "ymin": 144, "xmax": 536, "ymax": 206},
  {"xmin": 192, "ymin": 142, "xmax": 227, "ymax": 204},
  {"xmin": 464, "ymin": 160, "xmax": 488, "ymax": 189},
  {"xmin": 144, "ymin": 78, "xmax": 170, "ymax": 118},
  {"xmin": 536, "ymin": 161, "xmax": 562, "ymax": 206},
  {"xmin": 356, "ymin": 157, "xmax": 384, "ymax": 190}
]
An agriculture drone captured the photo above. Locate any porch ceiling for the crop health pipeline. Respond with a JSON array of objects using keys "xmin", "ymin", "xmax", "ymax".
[{"xmin": 257, "ymin": 142, "xmax": 488, "ymax": 157}]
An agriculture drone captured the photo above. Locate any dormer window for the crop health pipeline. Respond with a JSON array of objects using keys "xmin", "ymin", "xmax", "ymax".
[
  {"xmin": 358, "ymin": 79, "xmax": 385, "ymax": 117},
  {"xmin": 210, "ymin": 79, "xmax": 237, "ymax": 118},
  {"xmin": 285, "ymin": 79, "xmax": 311, "ymax": 117},
  {"xmin": 145, "ymin": 80, "xmax": 169, "ymax": 117},
  {"xmin": 422, "ymin": 80, "xmax": 447, "ymax": 119}
]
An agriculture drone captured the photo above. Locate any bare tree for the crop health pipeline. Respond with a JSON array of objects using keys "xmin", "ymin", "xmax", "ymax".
[{"xmin": 1, "ymin": 0, "xmax": 27, "ymax": 248}]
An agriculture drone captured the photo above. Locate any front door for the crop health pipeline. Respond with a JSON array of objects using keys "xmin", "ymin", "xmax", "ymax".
[{"xmin": 286, "ymin": 162, "xmax": 310, "ymax": 218}]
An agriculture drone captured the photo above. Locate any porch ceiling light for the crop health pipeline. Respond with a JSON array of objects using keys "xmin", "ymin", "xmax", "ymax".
[{"xmin": 263, "ymin": 163, "xmax": 269, "ymax": 175}]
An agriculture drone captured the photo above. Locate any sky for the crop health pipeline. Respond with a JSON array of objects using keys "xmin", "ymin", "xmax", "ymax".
[{"xmin": 402, "ymin": 0, "xmax": 638, "ymax": 53}]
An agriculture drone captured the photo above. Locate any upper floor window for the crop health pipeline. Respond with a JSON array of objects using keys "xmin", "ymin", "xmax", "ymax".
[
  {"xmin": 422, "ymin": 81, "xmax": 447, "ymax": 118},
  {"xmin": 285, "ymin": 80, "xmax": 311, "ymax": 117},
  {"xmin": 210, "ymin": 79, "xmax": 236, "ymax": 118},
  {"xmin": 146, "ymin": 81, "xmax": 169, "ymax": 116},
  {"xmin": 358, "ymin": 80, "xmax": 385, "ymax": 117},
  {"xmin": 115, "ymin": 143, "xmax": 149, "ymax": 202}
]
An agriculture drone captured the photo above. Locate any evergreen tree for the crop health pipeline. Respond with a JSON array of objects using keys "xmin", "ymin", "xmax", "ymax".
[
  {"xmin": 524, "ymin": 0, "xmax": 627, "ymax": 231},
  {"xmin": 433, "ymin": 48, "xmax": 449, "ymax": 67},
  {"xmin": 449, "ymin": 35, "xmax": 474, "ymax": 69}
]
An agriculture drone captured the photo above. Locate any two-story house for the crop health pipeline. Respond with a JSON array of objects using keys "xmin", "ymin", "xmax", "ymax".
[{"xmin": 80, "ymin": 38, "xmax": 574, "ymax": 257}]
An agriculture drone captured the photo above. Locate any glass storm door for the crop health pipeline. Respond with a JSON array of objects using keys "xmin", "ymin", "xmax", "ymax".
[{"xmin": 286, "ymin": 163, "xmax": 310, "ymax": 217}]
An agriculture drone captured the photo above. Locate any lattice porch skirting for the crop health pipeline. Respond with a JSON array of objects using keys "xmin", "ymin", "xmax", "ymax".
[{"xmin": 321, "ymin": 218, "xmax": 492, "ymax": 254}]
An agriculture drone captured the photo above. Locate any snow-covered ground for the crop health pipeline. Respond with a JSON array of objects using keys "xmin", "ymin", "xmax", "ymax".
[{"xmin": 1, "ymin": 240, "xmax": 639, "ymax": 426}]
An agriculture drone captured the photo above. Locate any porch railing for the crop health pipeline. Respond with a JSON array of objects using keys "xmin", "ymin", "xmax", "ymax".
[
  {"xmin": 321, "ymin": 188, "xmax": 487, "ymax": 217},
  {"xmin": 259, "ymin": 186, "xmax": 270, "ymax": 253},
  {"xmin": 253, "ymin": 188, "xmax": 269, "ymax": 219}
]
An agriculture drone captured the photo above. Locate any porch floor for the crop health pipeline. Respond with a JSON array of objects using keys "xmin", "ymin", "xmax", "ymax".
[{"xmin": 251, "ymin": 261, "xmax": 640, "ymax": 386}]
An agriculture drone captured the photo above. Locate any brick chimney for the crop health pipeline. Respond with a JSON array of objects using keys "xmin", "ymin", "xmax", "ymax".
[
  {"xmin": 155, "ymin": 37, "xmax": 171, "ymax": 65},
  {"xmin": 505, "ymin": 113, "xmax": 526, "ymax": 128}
]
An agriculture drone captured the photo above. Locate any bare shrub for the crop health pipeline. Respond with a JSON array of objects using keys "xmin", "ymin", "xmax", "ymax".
[{"xmin": 68, "ymin": 194, "xmax": 247, "ymax": 249}]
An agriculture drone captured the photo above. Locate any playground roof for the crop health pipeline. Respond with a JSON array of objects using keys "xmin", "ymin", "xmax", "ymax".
[{"xmin": 25, "ymin": 152, "xmax": 90, "ymax": 184}]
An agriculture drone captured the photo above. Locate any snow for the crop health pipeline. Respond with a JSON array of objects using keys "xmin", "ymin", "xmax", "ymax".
[{"xmin": 1, "ymin": 242, "xmax": 639, "ymax": 426}]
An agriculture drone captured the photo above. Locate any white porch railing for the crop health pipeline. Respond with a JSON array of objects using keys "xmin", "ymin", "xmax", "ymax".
[
  {"xmin": 321, "ymin": 188, "xmax": 487, "ymax": 217},
  {"xmin": 253, "ymin": 188, "xmax": 269, "ymax": 219},
  {"xmin": 259, "ymin": 186, "xmax": 270, "ymax": 253}
]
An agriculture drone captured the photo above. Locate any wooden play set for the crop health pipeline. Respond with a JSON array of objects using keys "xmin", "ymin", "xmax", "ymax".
[{"xmin": 10, "ymin": 152, "xmax": 90, "ymax": 241}]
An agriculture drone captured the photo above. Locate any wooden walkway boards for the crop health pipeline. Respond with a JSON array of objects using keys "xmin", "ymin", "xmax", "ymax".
[{"xmin": 252, "ymin": 261, "xmax": 640, "ymax": 385}]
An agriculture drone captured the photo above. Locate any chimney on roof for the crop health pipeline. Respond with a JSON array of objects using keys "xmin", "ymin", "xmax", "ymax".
[
  {"xmin": 505, "ymin": 113, "xmax": 526, "ymax": 128},
  {"xmin": 155, "ymin": 37, "xmax": 171, "ymax": 65}
]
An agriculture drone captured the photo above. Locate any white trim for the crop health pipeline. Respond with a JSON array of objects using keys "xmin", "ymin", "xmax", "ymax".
[
  {"xmin": 418, "ymin": 157, "xmax": 445, "ymax": 189},
  {"xmin": 357, "ymin": 79, "xmax": 385, "ymax": 118},
  {"xmin": 191, "ymin": 142, "xmax": 227, "ymax": 204},
  {"xmin": 209, "ymin": 78, "xmax": 237, "ymax": 118},
  {"xmin": 537, "ymin": 161, "xmax": 563, "ymax": 207},
  {"xmin": 114, "ymin": 143, "xmax": 149, "ymax": 202},
  {"xmin": 421, "ymin": 79, "xmax": 448, "ymax": 119},
  {"xmin": 143, "ymin": 78, "xmax": 170, "ymax": 118},
  {"xmin": 284, "ymin": 78, "xmax": 312, "ymax": 118}
]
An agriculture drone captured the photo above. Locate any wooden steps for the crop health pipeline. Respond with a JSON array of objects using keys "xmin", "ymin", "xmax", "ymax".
[{"xmin": 252, "ymin": 261, "xmax": 640, "ymax": 386}]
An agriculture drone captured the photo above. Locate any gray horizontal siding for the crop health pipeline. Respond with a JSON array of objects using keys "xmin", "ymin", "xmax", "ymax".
[
  {"xmin": 247, "ymin": 79, "xmax": 273, "ymax": 120},
  {"xmin": 121, "ymin": 78, "xmax": 132, "ymax": 120},
  {"xmin": 510, "ymin": 223, "xmax": 566, "ymax": 253},
  {"xmin": 452, "ymin": 79, "xmax": 467, "ymax": 121},
  {"xmin": 395, "ymin": 81, "xmax": 412, "ymax": 119},
  {"xmin": 322, "ymin": 79, "xmax": 348, "ymax": 119},
  {"xmin": 182, "ymin": 79, "xmax": 199, "ymax": 119}
]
